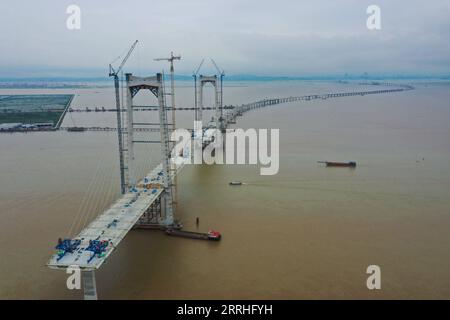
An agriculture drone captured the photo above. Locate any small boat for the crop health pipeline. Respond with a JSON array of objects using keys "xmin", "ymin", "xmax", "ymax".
[
  {"xmin": 318, "ymin": 161, "xmax": 357, "ymax": 168},
  {"xmin": 229, "ymin": 181, "xmax": 242, "ymax": 186},
  {"xmin": 207, "ymin": 230, "xmax": 222, "ymax": 241}
]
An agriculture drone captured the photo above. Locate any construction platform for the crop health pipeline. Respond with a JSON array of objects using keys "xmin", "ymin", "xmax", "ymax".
[{"xmin": 47, "ymin": 152, "xmax": 190, "ymax": 271}]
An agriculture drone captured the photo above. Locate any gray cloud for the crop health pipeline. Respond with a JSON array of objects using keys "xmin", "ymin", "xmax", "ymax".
[{"xmin": 0, "ymin": 0, "xmax": 449, "ymax": 76}]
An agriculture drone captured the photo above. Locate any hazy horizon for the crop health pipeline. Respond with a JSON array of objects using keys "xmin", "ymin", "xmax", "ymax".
[{"xmin": 1, "ymin": 73, "xmax": 450, "ymax": 82}]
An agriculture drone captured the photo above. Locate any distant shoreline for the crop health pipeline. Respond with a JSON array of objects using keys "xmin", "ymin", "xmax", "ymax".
[{"xmin": 1, "ymin": 77, "xmax": 449, "ymax": 90}]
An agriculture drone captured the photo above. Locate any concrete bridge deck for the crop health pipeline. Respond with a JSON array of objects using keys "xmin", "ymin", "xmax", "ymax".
[{"xmin": 47, "ymin": 154, "xmax": 190, "ymax": 271}]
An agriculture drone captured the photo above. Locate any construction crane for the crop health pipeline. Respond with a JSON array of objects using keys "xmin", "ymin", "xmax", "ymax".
[
  {"xmin": 109, "ymin": 40, "xmax": 139, "ymax": 195},
  {"xmin": 192, "ymin": 59, "xmax": 205, "ymax": 121},
  {"xmin": 154, "ymin": 52, "xmax": 181, "ymax": 210},
  {"xmin": 154, "ymin": 52, "xmax": 181, "ymax": 134},
  {"xmin": 211, "ymin": 59, "xmax": 225, "ymax": 129},
  {"xmin": 154, "ymin": 52, "xmax": 181, "ymax": 114}
]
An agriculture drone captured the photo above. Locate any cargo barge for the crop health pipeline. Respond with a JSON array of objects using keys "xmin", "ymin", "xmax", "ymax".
[
  {"xmin": 318, "ymin": 161, "xmax": 357, "ymax": 167},
  {"xmin": 165, "ymin": 229, "xmax": 222, "ymax": 241}
]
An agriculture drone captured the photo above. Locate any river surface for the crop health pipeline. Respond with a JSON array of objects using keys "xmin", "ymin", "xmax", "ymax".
[{"xmin": 1, "ymin": 80, "xmax": 450, "ymax": 299}]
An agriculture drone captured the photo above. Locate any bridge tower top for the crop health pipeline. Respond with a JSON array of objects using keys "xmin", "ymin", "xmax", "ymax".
[
  {"xmin": 125, "ymin": 73, "xmax": 162, "ymax": 96},
  {"xmin": 199, "ymin": 75, "xmax": 217, "ymax": 83}
]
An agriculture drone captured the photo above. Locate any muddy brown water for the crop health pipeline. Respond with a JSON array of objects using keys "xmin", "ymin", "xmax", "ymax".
[{"xmin": 1, "ymin": 81, "xmax": 450, "ymax": 299}]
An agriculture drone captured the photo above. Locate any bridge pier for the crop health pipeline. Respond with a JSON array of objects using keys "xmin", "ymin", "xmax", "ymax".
[
  {"xmin": 136, "ymin": 197, "xmax": 162, "ymax": 226},
  {"xmin": 83, "ymin": 270, "xmax": 98, "ymax": 300}
]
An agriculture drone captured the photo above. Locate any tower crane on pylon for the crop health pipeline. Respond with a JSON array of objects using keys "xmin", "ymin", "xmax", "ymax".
[
  {"xmin": 109, "ymin": 40, "xmax": 139, "ymax": 195},
  {"xmin": 153, "ymin": 52, "xmax": 181, "ymax": 130}
]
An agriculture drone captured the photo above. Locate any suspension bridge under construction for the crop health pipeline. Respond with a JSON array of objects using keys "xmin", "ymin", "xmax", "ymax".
[{"xmin": 45, "ymin": 43, "xmax": 415, "ymax": 300}]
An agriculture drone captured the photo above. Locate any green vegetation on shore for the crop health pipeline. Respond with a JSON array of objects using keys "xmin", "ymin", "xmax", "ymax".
[{"xmin": 0, "ymin": 94, "xmax": 73, "ymax": 126}]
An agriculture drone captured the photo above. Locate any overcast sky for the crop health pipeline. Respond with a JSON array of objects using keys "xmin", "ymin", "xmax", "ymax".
[{"xmin": 0, "ymin": 0, "xmax": 449, "ymax": 77}]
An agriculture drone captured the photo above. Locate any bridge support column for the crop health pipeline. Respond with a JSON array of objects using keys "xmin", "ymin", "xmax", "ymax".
[
  {"xmin": 157, "ymin": 73, "xmax": 175, "ymax": 226},
  {"xmin": 198, "ymin": 75, "xmax": 219, "ymax": 128},
  {"xmin": 214, "ymin": 81, "xmax": 221, "ymax": 131},
  {"xmin": 83, "ymin": 270, "xmax": 98, "ymax": 300},
  {"xmin": 125, "ymin": 73, "xmax": 135, "ymax": 188},
  {"xmin": 197, "ymin": 81, "xmax": 203, "ymax": 123}
]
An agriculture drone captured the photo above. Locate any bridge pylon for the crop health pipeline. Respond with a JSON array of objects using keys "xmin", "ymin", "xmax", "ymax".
[
  {"xmin": 124, "ymin": 73, "xmax": 175, "ymax": 227},
  {"xmin": 196, "ymin": 75, "xmax": 223, "ymax": 130}
]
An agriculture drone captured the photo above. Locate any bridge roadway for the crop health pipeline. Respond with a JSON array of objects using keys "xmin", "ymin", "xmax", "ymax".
[
  {"xmin": 221, "ymin": 85, "xmax": 413, "ymax": 128},
  {"xmin": 47, "ymin": 83, "xmax": 413, "ymax": 271},
  {"xmin": 47, "ymin": 151, "xmax": 190, "ymax": 270}
]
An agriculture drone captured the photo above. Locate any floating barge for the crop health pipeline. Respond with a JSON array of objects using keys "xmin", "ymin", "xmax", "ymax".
[
  {"xmin": 318, "ymin": 161, "xmax": 357, "ymax": 168},
  {"xmin": 165, "ymin": 229, "xmax": 222, "ymax": 241},
  {"xmin": 67, "ymin": 126, "xmax": 86, "ymax": 132},
  {"xmin": 134, "ymin": 223, "xmax": 221, "ymax": 241}
]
